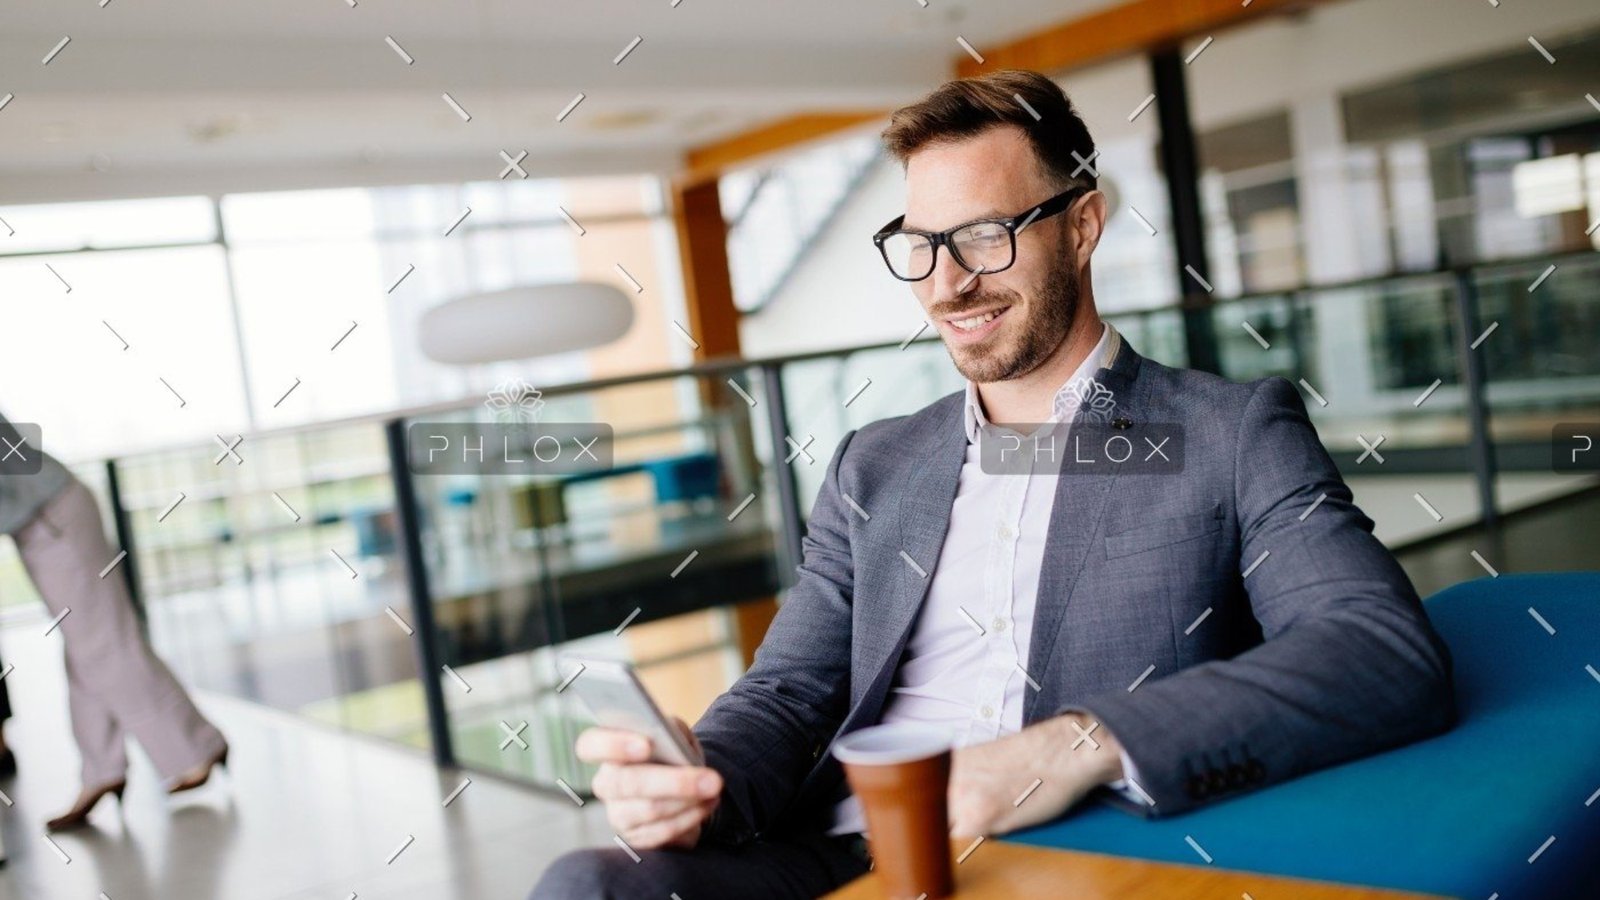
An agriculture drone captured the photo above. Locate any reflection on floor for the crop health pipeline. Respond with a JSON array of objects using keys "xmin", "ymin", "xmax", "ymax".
[
  {"xmin": 1346, "ymin": 472, "xmax": 1593, "ymax": 546},
  {"xmin": 1396, "ymin": 486, "xmax": 1600, "ymax": 597},
  {"xmin": 0, "ymin": 615, "xmax": 605, "ymax": 900}
]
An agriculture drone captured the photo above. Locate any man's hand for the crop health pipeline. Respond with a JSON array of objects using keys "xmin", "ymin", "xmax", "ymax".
[
  {"xmin": 947, "ymin": 713, "xmax": 1124, "ymax": 838},
  {"xmin": 577, "ymin": 718, "xmax": 724, "ymax": 850}
]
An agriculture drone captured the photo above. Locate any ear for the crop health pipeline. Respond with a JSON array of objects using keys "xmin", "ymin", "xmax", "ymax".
[{"xmin": 1069, "ymin": 190, "xmax": 1108, "ymax": 273}]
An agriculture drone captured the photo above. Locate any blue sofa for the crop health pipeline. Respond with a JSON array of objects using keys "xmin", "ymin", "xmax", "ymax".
[{"xmin": 1009, "ymin": 572, "xmax": 1600, "ymax": 899}]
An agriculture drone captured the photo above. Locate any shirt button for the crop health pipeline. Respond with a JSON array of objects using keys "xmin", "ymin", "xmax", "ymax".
[
  {"xmin": 980, "ymin": 705, "xmax": 995, "ymax": 719},
  {"xmin": 991, "ymin": 617, "xmax": 1008, "ymax": 632},
  {"xmin": 997, "ymin": 524, "xmax": 1014, "ymax": 541}
]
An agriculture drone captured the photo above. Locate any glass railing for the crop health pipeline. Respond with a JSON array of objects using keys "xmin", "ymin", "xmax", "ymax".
[
  {"xmin": 402, "ymin": 370, "xmax": 783, "ymax": 788},
  {"xmin": 72, "ymin": 362, "xmax": 799, "ymax": 793},
  {"xmin": 1478, "ymin": 255, "xmax": 1600, "ymax": 517},
  {"xmin": 107, "ymin": 421, "xmax": 425, "ymax": 748},
  {"xmin": 1204, "ymin": 252, "xmax": 1600, "ymax": 545},
  {"xmin": 1210, "ymin": 275, "xmax": 1487, "ymax": 544},
  {"xmin": 15, "ymin": 248, "xmax": 1589, "ymax": 798}
]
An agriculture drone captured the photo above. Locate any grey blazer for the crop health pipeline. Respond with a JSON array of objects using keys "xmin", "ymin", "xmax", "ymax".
[{"xmin": 694, "ymin": 338, "xmax": 1456, "ymax": 844}]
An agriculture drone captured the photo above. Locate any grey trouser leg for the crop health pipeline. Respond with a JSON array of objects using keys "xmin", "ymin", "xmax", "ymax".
[{"xmin": 529, "ymin": 830, "xmax": 868, "ymax": 900}]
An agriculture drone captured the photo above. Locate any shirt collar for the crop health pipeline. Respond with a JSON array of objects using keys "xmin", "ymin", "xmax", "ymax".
[{"xmin": 962, "ymin": 321, "xmax": 1120, "ymax": 444}]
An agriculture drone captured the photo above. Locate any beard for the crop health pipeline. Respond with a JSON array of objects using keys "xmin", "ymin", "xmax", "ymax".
[{"xmin": 944, "ymin": 243, "xmax": 1079, "ymax": 384}]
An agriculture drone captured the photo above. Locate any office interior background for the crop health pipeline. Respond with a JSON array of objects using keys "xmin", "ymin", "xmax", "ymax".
[{"xmin": 0, "ymin": 0, "xmax": 1597, "ymax": 897}]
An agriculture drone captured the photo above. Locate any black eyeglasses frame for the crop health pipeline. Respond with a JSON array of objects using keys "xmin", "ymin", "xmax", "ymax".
[{"xmin": 870, "ymin": 185, "xmax": 1092, "ymax": 282}]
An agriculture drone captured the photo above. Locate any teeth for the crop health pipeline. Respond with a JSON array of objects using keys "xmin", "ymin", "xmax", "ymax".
[{"xmin": 951, "ymin": 308, "xmax": 1003, "ymax": 331}]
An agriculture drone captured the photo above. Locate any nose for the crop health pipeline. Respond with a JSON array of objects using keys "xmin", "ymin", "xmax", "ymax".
[{"xmin": 922, "ymin": 244, "xmax": 979, "ymax": 310}]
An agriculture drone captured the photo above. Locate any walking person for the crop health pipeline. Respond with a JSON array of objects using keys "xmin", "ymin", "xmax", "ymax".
[
  {"xmin": 0, "ymin": 649, "xmax": 15, "ymax": 779},
  {"xmin": 0, "ymin": 411, "xmax": 229, "ymax": 831}
]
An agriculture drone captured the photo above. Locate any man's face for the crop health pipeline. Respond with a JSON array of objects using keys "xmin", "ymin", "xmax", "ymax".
[{"xmin": 901, "ymin": 125, "xmax": 1080, "ymax": 385}]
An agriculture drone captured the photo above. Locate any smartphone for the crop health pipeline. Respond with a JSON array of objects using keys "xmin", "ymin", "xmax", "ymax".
[{"xmin": 560, "ymin": 656, "xmax": 705, "ymax": 766}]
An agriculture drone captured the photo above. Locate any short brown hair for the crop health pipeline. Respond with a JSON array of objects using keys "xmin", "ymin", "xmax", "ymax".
[{"xmin": 880, "ymin": 69, "xmax": 1097, "ymax": 192}]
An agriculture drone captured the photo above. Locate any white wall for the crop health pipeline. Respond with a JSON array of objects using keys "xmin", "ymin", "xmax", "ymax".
[{"xmin": 739, "ymin": 150, "xmax": 923, "ymax": 358}]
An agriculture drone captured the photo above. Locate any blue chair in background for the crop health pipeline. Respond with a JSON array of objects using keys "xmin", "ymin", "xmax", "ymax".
[
  {"xmin": 642, "ymin": 452, "xmax": 721, "ymax": 505},
  {"xmin": 349, "ymin": 506, "xmax": 398, "ymax": 558},
  {"xmin": 1010, "ymin": 572, "xmax": 1600, "ymax": 899}
]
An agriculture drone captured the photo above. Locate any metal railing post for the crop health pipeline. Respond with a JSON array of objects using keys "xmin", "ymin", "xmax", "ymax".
[
  {"xmin": 1452, "ymin": 269, "xmax": 1500, "ymax": 532},
  {"xmin": 103, "ymin": 459, "xmax": 147, "ymax": 634},
  {"xmin": 759, "ymin": 362, "xmax": 806, "ymax": 589},
  {"xmin": 1151, "ymin": 47, "xmax": 1222, "ymax": 376},
  {"xmin": 384, "ymin": 418, "xmax": 456, "ymax": 768},
  {"xmin": 1284, "ymin": 290, "xmax": 1309, "ymax": 380}
]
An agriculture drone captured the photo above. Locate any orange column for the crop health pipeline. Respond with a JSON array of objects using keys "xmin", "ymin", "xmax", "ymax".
[
  {"xmin": 669, "ymin": 175, "xmax": 779, "ymax": 669},
  {"xmin": 561, "ymin": 177, "xmax": 728, "ymax": 720},
  {"xmin": 670, "ymin": 177, "xmax": 741, "ymax": 361}
]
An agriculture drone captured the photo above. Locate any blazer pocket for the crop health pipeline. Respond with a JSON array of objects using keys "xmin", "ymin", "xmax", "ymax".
[{"xmin": 1103, "ymin": 502, "xmax": 1223, "ymax": 560}]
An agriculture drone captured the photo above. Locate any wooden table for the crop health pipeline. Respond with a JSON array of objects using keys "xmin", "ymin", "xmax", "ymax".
[{"xmin": 825, "ymin": 840, "xmax": 1450, "ymax": 900}]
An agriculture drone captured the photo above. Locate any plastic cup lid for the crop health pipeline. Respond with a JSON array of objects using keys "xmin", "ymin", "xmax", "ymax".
[{"xmin": 831, "ymin": 723, "xmax": 953, "ymax": 766}]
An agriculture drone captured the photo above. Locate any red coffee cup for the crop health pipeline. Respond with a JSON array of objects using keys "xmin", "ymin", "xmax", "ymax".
[{"xmin": 833, "ymin": 724, "xmax": 956, "ymax": 900}]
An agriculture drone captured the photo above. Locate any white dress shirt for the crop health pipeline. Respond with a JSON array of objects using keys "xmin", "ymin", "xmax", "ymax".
[{"xmin": 830, "ymin": 321, "xmax": 1143, "ymax": 835}]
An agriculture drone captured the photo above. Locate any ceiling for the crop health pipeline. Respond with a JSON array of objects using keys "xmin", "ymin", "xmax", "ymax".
[{"xmin": 0, "ymin": 0, "xmax": 1116, "ymax": 204}]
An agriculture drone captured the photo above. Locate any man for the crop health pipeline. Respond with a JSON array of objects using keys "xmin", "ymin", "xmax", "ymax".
[{"xmin": 531, "ymin": 69, "xmax": 1455, "ymax": 899}]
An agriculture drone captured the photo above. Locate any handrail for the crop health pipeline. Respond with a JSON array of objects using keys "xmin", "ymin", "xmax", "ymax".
[
  {"xmin": 69, "ymin": 337, "xmax": 949, "ymax": 464},
  {"xmin": 724, "ymin": 169, "xmax": 774, "ymax": 229},
  {"xmin": 740, "ymin": 149, "xmax": 886, "ymax": 316},
  {"xmin": 67, "ymin": 245, "xmax": 1599, "ymax": 465}
]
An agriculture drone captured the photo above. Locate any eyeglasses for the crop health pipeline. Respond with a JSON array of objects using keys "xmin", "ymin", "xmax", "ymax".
[{"xmin": 871, "ymin": 185, "xmax": 1090, "ymax": 282}]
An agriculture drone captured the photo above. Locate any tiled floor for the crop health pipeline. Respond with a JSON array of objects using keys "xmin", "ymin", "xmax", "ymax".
[{"xmin": 0, "ymin": 613, "xmax": 606, "ymax": 900}]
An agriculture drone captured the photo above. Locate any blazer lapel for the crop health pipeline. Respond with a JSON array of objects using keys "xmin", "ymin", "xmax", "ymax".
[
  {"xmin": 800, "ymin": 406, "xmax": 966, "ymax": 823},
  {"xmin": 1024, "ymin": 338, "xmax": 1147, "ymax": 722},
  {"xmin": 852, "ymin": 395, "xmax": 967, "ymax": 709}
]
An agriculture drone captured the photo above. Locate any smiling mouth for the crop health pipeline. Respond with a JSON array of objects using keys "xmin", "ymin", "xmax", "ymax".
[{"xmin": 947, "ymin": 305, "xmax": 1011, "ymax": 332}]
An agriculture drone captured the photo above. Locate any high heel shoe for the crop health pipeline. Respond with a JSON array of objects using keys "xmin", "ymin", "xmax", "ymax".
[
  {"xmin": 168, "ymin": 744, "xmax": 228, "ymax": 795},
  {"xmin": 46, "ymin": 779, "xmax": 126, "ymax": 832}
]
